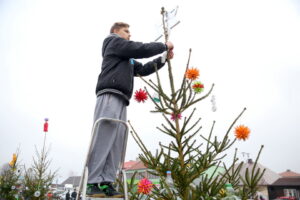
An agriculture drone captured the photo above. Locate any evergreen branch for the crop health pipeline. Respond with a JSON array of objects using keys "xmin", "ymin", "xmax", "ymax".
[
  {"xmin": 161, "ymin": 123, "xmax": 177, "ymax": 137},
  {"xmin": 213, "ymin": 153, "xmax": 227, "ymax": 162},
  {"xmin": 183, "ymin": 117, "xmax": 202, "ymax": 137},
  {"xmin": 187, "ymin": 126, "xmax": 202, "ymax": 140},
  {"xmin": 182, "ymin": 83, "xmax": 214, "ymax": 110},
  {"xmin": 149, "ymin": 79, "xmax": 172, "ymax": 103},
  {"xmin": 183, "ymin": 139, "xmax": 197, "ymax": 157},
  {"xmin": 222, "ymin": 149, "xmax": 243, "ymax": 188},
  {"xmin": 239, "ymin": 145, "xmax": 265, "ymax": 199},
  {"xmin": 171, "ymin": 141, "xmax": 179, "ymax": 152},
  {"xmin": 225, "ymin": 107, "xmax": 247, "ymax": 138},
  {"xmin": 182, "ymin": 130, "xmax": 200, "ymax": 149},
  {"xmin": 160, "ymin": 142, "xmax": 177, "ymax": 152},
  {"xmin": 184, "ymin": 144, "xmax": 204, "ymax": 158},
  {"xmin": 138, "ymin": 75, "xmax": 158, "ymax": 92},
  {"xmin": 157, "ymin": 126, "xmax": 174, "ymax": 137},
  {"xmin": 205, "ymin": 121, "xmax": 215, "ymax": 152},
  {"xmin": 153, "ymin": 63, "xmax": 173, "ymax": 110},
  {"xmin": 144, "ymin": 87, "xmax": 170, "ymax": 114},
  {"xmin": 128, "ymin": 121, "xmax": 154, "ymax": 164},
  {"xmin": 181, "ymin": 108, "xmax": 197, "ymax": 134},
  {"xmin": 176, "ymin": 48, "xmax": 192, "ymax": 102},
  {"xmin": 162, "ymin": 113, "xmax": 178, "ymax": 132},
  {"xmin": 150, "ymin": 108, "xmax": 169, "ymax": 113},
  {"xmin": 179, "ymin": 87, "xmax": 187, "ymax": 109},
  {"xmin": 183, "ymin": 81, "xmax": 194, "ymax": 109}
]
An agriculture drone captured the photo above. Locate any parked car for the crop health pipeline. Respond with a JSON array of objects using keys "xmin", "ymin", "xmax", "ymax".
[{"xmin": 275, "ymin": 196, "xmax": 296, "ymax": 200}]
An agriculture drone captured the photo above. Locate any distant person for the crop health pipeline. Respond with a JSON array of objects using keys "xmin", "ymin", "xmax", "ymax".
[
  {"xmin": 71, "ymin": 189, "xmax": 77, "ymax": 200},
  {"xmin": 65, "ymin": 190, "xmax": 70, "ymax": 200}
]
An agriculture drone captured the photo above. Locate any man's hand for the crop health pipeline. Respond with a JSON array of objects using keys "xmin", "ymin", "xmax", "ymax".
[
  {"xmin": 165, "ymin": 41, "xmax": 174, "ymax": 60},
  {"xmin": 166, "ymin": 41, "xmax": 174, "ymax": 51},
  {"xmin": 167, "ymin": 50, "xmax": 174, "ymax": 60}
]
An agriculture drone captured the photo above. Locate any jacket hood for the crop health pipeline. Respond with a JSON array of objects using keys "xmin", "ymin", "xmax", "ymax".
[{"xmin": 102, "ymin": 33, "xmax": 120, "ymax": 57}]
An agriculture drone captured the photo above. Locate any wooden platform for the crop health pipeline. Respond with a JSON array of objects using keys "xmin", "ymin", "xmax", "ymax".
[{"xmin": 86, "ymin": 198, "xmax": 123, "ymax": 200}]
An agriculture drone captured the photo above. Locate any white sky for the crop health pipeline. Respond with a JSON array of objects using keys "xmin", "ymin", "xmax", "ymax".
[{"xmin": 1, "ymin": 0, "xmax": 300, "ymax": 183}]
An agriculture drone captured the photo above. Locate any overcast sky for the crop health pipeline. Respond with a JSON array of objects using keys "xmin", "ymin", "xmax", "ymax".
[{"xmin": 1, "ymin": 0, "xmax": 300, "ymax": 183}]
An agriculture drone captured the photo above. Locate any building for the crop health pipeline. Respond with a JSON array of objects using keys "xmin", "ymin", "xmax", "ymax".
[
  {"xmin": 123, "ymin": 160, "xmax": 160, "ymax": 185},
  {"xmin": 123, "ymin": 159, "xmax": 226, "ymax": 187},
  {"xmin": 280, "ymin": 170, "xmax": 300, "ymax": 178},
  {"xmin": 235, "ymin": 159, "xmax": 281, "ymax": 200},
  {"xmin": 268, "ymin": 170, "xmax": 300, "ymax": 200},
  {"xmin": 60, "ymin": 176, "xmax": 81, "ymax": 189}
]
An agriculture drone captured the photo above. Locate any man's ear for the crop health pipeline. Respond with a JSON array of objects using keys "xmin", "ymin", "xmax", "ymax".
[{"xmin": 113, "ymin": 29, "xmax": 118, "ymax": 34}]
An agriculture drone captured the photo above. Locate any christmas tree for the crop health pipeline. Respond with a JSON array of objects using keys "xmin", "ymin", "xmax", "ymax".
[
  {"xmin": 0, "ymin": 152, "xmax": 20, "ymax": 200},
  {"xmin": 123, "ymin": 7, "xmax": 265, "ymax": 200},
  {"xmin": 21, "ymin": 147, "xmax": 57, "ymax": 200}
]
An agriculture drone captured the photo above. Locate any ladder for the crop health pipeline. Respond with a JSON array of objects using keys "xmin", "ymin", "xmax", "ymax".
[{"xmin": 76, "ymin": 117, "xmax": 129, "ymax": 200}]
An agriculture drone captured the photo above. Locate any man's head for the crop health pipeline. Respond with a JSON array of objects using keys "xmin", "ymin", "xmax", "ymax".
[{"xmin": 110, "ymin": 22, "xmax": 131, "ymax": 40}]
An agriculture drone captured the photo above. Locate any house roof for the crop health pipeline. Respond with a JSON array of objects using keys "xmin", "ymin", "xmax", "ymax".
[
  {"xmin": 272, "ymin": 177, "xmax": 300, "ymax": 186},
  {"xmin": 279, "ymin": 169, "xmax": 300, "ymax": 177},
  {"xmin": 123, "ymin": 160, "xmax": 140, "ymax": 169},
  {"xmin": 193, "ymin": 166, "xmax": 226, "ymax": 185},
  {"xmin": 124, "ymin": 160, "xmax": 147, "ymax": 170},
  {"xmin": 61, "ymin": 176, "xmax": 81, "ymax": 187},
  {"xmin": 236, "ymin": 159, "xmax": 281, "ymax": 185}
]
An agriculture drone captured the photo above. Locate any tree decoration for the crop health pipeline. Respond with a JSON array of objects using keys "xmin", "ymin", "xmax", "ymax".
[
  {"xmin": 211, "ymin": 95, "xmax": 217, "ymax": 112},
  {"xmin": 8, "ymin": 154, "xmax": 17, "ymax": 168},
  {"xmin": 137, "ymin": 178, "xmax": 153, "ymax": 195},
  {"xmin": 234, "ymin": 125, "xmax": 250, "ymax": 141},
  {"xmin": 43, "ymin": 118, "xmax": 49, "ymax": 132},
  {"xmin": 153, "ymin": 92, "xmax": 160, "ymax": 103},
  {"xmin": 192, "ymin": 81, "xmax": 204, "ymax": 93},
  {"xmin": 185, "ymin": 67, "xmax": 199, "ymax": 80},
  {"xmin": 171, "ymin": 113, "xmax": 182, "ymax": 121},
  {"xmin": 134, "ymin": 89, "xmax": 148, "ymax": 103},
  {"xmin": 34, "ymin": 190, "xmax": 41, "ymax": 197}
]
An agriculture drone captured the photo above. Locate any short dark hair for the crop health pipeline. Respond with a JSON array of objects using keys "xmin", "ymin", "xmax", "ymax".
[{"xmin": 110, "ymin": 22, "xmax": 129, "ymax": 33}]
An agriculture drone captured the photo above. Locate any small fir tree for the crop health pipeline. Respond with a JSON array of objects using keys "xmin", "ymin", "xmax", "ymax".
[
  {"xmin": 0, "ymin": 152, "xmax": 20, "ymax": 200},
  {"xmin": 22, "ymin": 146, "xmax": 56, "ymax": 200}
]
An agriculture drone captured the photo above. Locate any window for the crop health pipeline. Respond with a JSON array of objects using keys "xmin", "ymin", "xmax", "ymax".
[{"xmin": 283, "ymin": 188, "xmax": 299, "ymax": 199}]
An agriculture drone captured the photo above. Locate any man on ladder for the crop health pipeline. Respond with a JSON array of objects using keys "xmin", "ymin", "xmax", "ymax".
[{"xmin": 86, "ymin": 22, "xmax": 174, "ymax": 198}]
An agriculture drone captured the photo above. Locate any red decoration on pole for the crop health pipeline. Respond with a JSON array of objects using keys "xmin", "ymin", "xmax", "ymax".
[{"xmin": 44, "ymin": 118, "xmax": 49, "ymax": 132}]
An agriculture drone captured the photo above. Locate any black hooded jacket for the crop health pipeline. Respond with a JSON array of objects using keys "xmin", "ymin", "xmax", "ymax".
[{"xmin": 95, "ymin": 33, "xmax": 167, "ymax": 105}]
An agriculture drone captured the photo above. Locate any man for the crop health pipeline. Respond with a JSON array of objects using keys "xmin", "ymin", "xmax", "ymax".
[
  {"xmin": 86, "ymin": 22, "xmax": 174, "ymax": 198},
  {"xmin": 65, "ymin": 190, "xmax": 70, "ymax": 200},
  {"xmin": 71, "ymin": 189, "xmax": 77, "ymax": 200}
]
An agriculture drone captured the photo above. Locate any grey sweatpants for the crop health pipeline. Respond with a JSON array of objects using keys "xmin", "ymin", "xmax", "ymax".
[{"xmin": 88, "ymin": 93, "xmax": 127, "ymax": 183}]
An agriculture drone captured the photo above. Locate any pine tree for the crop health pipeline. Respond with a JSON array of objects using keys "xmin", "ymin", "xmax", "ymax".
[
  {"xmin": 0, "ymin": 152, "xmax": 20, "ymax": 200},
  {"xmin": 124, "ymin": 7, "xmax": 265, "ymax": 200},
  {"xmin": 22, "ymin": 146, "xmax": 56, "ymax": 200}
]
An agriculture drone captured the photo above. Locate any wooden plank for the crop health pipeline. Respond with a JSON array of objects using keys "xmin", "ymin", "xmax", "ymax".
[{"xmin": 86, "ymin": 198, "xmax": 123, "ymax": 200}]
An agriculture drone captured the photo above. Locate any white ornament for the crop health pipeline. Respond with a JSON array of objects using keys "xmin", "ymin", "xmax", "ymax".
[
  {"xmin": 211, "ymin": 95, "xmax": 217, "ymax": 112},
  {"xmin": 34, "ymin": 191, "xmax": 41, "ymax": 197}
]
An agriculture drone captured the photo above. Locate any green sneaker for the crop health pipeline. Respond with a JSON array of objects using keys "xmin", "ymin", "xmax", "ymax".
[
  {"xmin": 86, "ymin": 184, "xmax": 105, "ymax": 197},
  {"xmin": 100, "ymin": 182, "xmax": 124, "ymax": 198}
]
